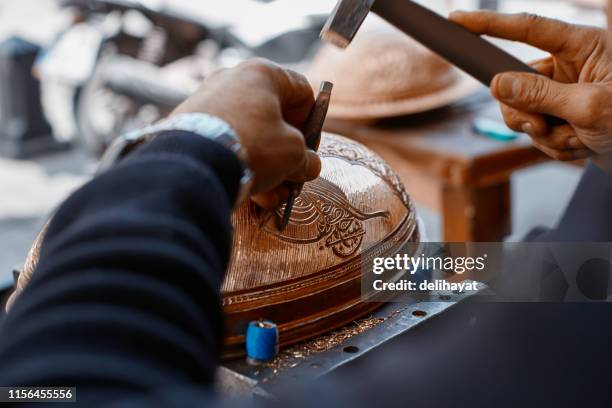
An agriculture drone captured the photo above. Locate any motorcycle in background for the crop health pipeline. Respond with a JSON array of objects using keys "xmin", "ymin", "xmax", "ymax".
[{"xmin": 37, "ymin": 0, "xmax": 328, "ymax": 155}]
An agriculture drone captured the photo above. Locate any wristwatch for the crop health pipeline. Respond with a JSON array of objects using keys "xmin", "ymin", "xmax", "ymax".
[{"xmin": 98, "ymin": 113, "xmax": 254, "ymax": 207}]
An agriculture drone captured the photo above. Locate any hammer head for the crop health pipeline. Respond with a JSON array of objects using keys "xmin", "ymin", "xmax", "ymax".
[{"xmin": 320, "ymin": 0, "xmax": 376, "ymax": 48}]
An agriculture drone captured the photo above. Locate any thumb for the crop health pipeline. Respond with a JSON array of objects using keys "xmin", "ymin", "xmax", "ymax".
[{"xmin": 491, "ymin": 72, "xmax": 576, "ymax": 120}]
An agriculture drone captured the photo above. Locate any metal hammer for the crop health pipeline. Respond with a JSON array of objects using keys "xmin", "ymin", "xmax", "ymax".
[{"xmin": 321, "ymin": 0, "xmax": 541, "ymax": 87}]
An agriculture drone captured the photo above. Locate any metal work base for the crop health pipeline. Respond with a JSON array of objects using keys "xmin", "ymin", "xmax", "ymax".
[{"xmin": 219, "ymin": 286, "xmax": 479, "ymax": 398}]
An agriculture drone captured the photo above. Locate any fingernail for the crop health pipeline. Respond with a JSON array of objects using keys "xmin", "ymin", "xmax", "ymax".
[
  {"xmin": 521, "ymin": 122, "xmax": 534, "ymax": 135},
  {"xmin": 496, "ymin": 74, "xmax": 520, "ymax": 100}
]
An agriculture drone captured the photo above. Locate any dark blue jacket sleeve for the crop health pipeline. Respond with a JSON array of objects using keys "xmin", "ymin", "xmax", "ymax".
[{"xmin": 0, "ymin": 131, "xmax": 242, "ymax": 406}]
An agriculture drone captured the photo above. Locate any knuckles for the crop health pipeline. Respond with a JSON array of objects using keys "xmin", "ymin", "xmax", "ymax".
[
  {"xmin": 524, "ymin": 76, "xmax": 549, "ymax": 104},
  {"xmin": 519, "ymin": 12, "xmax": 542, "ymax": 25},
  {"xmin": 283, "ymin": 130, "xmax": 307, "ymax": 164},
  {"xmin": 500, "ymin": 105, "xmax": 525, "ymax": 132},
  {"xmin": 286, "ymin": 129, "xmax": 307, "ymax": 151},
  {"xmin": 577, "ymin": 86, "xmax": 608, "ymax": 124},
  {"xmin": 238, "ymin": 58, "xmax": 280, "ymax": 81}
]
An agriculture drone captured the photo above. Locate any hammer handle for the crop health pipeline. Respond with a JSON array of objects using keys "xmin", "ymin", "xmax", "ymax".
[{"xmin": 371, "ymin": 0, "xmax": 565, "ymax": 126}]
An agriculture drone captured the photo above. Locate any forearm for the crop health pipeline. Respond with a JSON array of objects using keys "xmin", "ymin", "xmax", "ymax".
[{"xmin": 0, "ymin": 131, "xmax": 241, "ymax": 405}]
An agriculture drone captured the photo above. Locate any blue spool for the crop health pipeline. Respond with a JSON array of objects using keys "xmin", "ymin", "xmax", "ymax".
[{"xmin": 246, "ymin": 320, "xmax": 278, "ymax": 363}]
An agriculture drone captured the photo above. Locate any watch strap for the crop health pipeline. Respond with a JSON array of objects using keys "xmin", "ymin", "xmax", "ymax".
[{"xmin": 98, "ymin": 113, "xmax": 253, "ymax": 206}]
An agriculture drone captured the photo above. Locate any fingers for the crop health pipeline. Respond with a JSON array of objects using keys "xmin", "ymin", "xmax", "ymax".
[
  {"xmin": 492, "ymin": 72, "xmax": 569, "ymax": 116},
  {"xmin": 226, "ymin": 59, "xmax": 322, "ymax": 207},
  {"xmin": 521, "ymin": 121, "xmax": 592, "ymax": 160},
  {"xmin": 275, "ymin": 124, "xmax": 322, "ymax": 184},
  {"xmin": 501, "ymin": 101, "xmax": 588, "ymax": 149},
  {"xmin": 531, "ymin": 124, "xmax": 588, "ymax": 151},
  {"xmin": 251, "ymin": 149, "xmax": 321, "ymax": 209},
  {"xmin": 495, "ymin": 58, "xmax": 556, "ymax": 135},
  {"xmin": 248, "ymin": 122, "xmax": 322, "ymax": 197},
  {"xmin": 449, "ymin": 10, "xmax": 587, "ymax": 54},
  {"xmin": 277, "ymin": 68, "xmax": 316, "ymax": 127},
  {"xmin": 251, "ymin": 186, "xmax": 291, "ymax": 209},
  {"xmin": 491, "ymin": 73, "xmax": 562, "ymax": 119},
  {"xmin": 534, "ymin": 124, "xmax": 585, "ymax": 150},
  {"xmin": 251, "ymin": 150, "xmax": 321, "ymax": 208},
  {"xmin": 532, "ymin": 141, "xmax": 593, "ymax": 161},
  {"xmin": 492, "ymin": 73, "xmax": 610, "ymax": 127},
  {"xmin": 240, "ymin": 59, "xmax": 315, "ymax": 127},
  {"xmin": 286, "ymin": 150, "xmax": 322, "ymax": 183},
  {"xmin": 530, "ymin": 57, "xmax": 554, "ymax": 78},
  {"xmin": 500, "ymin": 103, "xmax": 549, "ymax": 136},
  {"xmin": 500, "ymin": 100, "xmax": 592, "ymax": 160}
]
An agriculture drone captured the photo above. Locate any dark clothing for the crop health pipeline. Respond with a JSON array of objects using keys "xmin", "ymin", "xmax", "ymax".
[
  {"xmin": 528, "ymin": 161, "xmax": 612, "ymax": 242},
  {"xmin": 1, "ymin": 131, "xmax": 612, "ymax": 407},
  {"xmin": 0, "ymin": 131, "xmax": 242, "ymax": 406}
]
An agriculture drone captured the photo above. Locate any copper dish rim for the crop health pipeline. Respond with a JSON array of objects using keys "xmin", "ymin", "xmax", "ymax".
[{"xmin": 222, "ymin": 211, "xmax": 421, "ymax": 359}]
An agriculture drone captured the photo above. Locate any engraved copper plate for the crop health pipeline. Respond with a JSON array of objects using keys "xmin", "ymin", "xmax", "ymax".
[{"xmin": 222, "ymin": 133, "xmax": 419, "ymax": 358}]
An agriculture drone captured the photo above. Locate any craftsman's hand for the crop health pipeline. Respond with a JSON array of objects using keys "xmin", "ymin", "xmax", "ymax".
[
  {"xmin": 172, "ymin": 59, "xmax": 321, "ymax": 208},
  {"xmin": 450, "ymin": 11, "xmax": 612, "ymax": 163}
]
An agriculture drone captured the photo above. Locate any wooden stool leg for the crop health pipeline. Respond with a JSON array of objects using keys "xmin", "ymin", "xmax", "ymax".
[{"xmin": 441, "ymin": 180, "xmax": 511, "ymax": 242}]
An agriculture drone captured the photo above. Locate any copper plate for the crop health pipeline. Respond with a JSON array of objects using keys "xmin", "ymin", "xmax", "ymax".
[{"xmin": 222, "ymin": 133, "xmax": 419, "ymax": 358}]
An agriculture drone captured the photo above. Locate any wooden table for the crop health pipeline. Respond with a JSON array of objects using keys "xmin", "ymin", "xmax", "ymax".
[{"xmin": 324, "ymin": 92, "xmax": 550, "ymax": 242}]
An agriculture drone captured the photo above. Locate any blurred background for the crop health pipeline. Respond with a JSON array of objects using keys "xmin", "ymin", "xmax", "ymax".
[{"xmin": 0, "ymin": 0, "xmax": 609, "ymax": 290}]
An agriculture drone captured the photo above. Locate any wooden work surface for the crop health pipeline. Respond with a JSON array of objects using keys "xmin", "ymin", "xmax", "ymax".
[{"xmin": 325, "ymin": 91, "xmax": 550, "ymax": 242}]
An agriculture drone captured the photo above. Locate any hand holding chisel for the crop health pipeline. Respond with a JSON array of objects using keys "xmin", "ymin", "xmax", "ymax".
[{"xmin": 279, "ymin": 81, "xmax": 333, "ymax": 230}]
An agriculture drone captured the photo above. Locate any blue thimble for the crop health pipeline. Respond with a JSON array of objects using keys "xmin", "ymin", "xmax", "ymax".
[{"xmin": 246, "ymin": 320, "xmax": 278, "ymax": 363}]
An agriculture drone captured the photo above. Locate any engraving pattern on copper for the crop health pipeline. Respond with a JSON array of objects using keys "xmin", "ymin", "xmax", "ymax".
[
  {"xmin": 261, "ymin": 178, "xmax": 389, "ymax": 258},
  {"xmin": 223, "ymin": 219, "xmax": 417, "ymax": 306},
  {"xmin": 319, "ymin": 135, "xmax": 411, "ymax": 207}
]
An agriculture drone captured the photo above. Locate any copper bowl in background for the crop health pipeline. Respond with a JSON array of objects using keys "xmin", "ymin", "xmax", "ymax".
[{"xmin": 308, "ymin": 18, "xmax": 480, "ymax": 122}]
